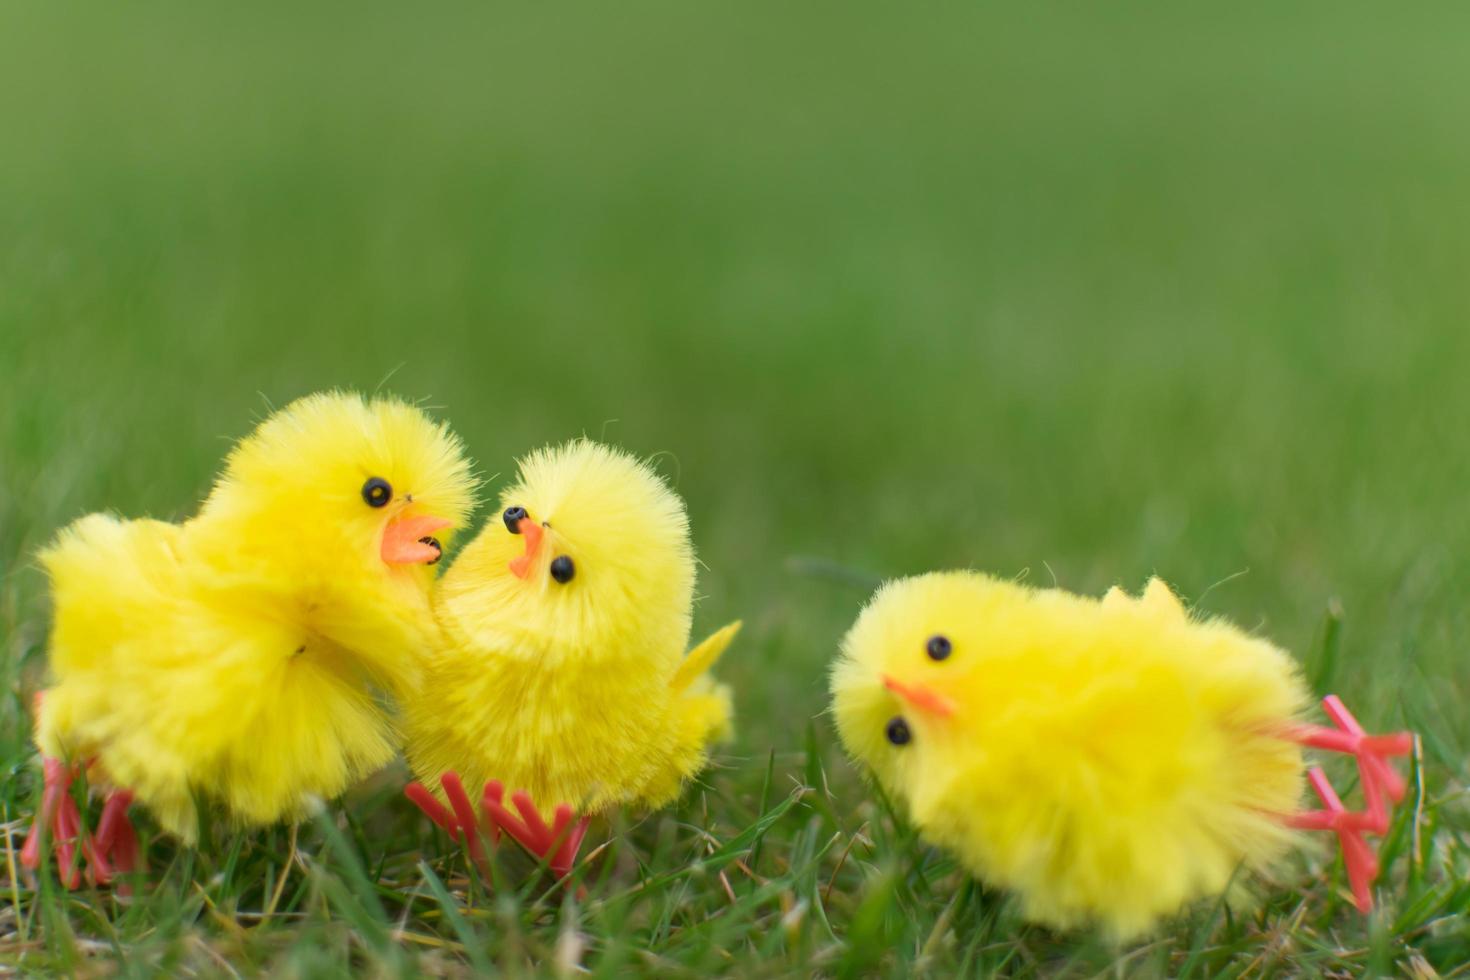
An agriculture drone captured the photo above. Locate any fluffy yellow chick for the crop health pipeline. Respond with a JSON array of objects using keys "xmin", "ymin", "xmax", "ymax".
[
  {"xmin": 24, "ymin": 392, "xmax": 475, "ymax": 887},
  {"xmin": 831, "ymin": 572, "xmax": 1413, "ymax": 939},
  {"xmin": 402, "ymin": 440, "xmax": 738, "ymax": 878}
]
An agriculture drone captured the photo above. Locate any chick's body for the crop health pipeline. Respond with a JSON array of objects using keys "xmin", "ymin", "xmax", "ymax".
[
  {"xmin": 832, "ymin": 572, "xmax": 1309, "ymax": 939},
  {"xmin": 403, "ymin": 440, "xmax": 735, "ymax": 819},
  {"xmin": 36, "ymin": 393, "xmax": 475, "ymax": 842}
]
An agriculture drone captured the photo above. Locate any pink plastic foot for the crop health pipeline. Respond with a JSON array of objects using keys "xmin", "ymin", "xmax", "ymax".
[
  {"xmin": 479, "ymin": 781, "xmax": 589, "ymax": 881},
  {"xmin": 405, "ymin": 772, "xmax": 503, "ymax": 857},
  {"xmin": 1288, "ymin": 768, "xmax": 1377, "ymax": 910},
  {"xmin": 406, "ymin": 773, "xmax": 588, "ymax": 885},
  {"xmin": 1291, "ymin": 695, "xmax": 1412, "ymax": 829},
  {"xmin": 1285, "ymin": 694, "xmax": 1415, "ymax": 912}
]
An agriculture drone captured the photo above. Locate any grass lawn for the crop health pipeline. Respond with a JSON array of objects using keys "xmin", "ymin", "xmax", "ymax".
[{"xmin": 2, "ymin": 3, "xmax": 1468, "ymax": 975}]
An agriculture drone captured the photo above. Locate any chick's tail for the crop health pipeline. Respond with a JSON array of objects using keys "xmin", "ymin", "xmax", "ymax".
[
  {"xmin": 670, "ymin": 620, "xmax": 741, "ymax": 693},
  {"xmin": 671, "ymin": 619, "xmax": 740, "ymax": 750},
  {"xmin": 638, "ymin": 622, "xmax": 741, "ymax": 808},
  {"xmin": 639, "ymin": 680, "xmax": 734, "ymax": 809},
  {"xmin": 678, "ymin": 676, "xmax": 735, "ymax": 746}
]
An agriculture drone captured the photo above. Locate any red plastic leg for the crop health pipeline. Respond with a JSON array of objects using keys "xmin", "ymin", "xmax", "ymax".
[
  {"xmin": 110, "ymin": 814, "xmax": 141, "ymax": 884},
  {"xmin": 20, "ymin": 758, "xmax": 82, "ymax": 888},
  {"xmin": 92, "ymin": 790, "xmax": 134, "ymax": 855},
  {"xmin": 474, "ymin": 781, "xmax": 501, "ymax": 845},
  {"xmin": 20, "ymin": 760, "xmax": 63, "ymax": 870},
  {"xmin": 53, "ymin": 788, "xmax": 83, "ymax": 890},
  {"xmin": 482, "ymin": 780, "xmax": 505, "ymax": 827},
  {"xmin": 555, "ymin": 817, "xmax": 591, "ymax": 881},
  {"xmin": 88, "ymin": 790, "xmax": 139, "ymax": 886},
  {"xmin": 440, "ymin": 772, "xmax": 487, "ymax": 862},
  {"xmin": 88, "ymin": 844, "xmax": 115, "ymax": 886},
  {"xmin": 405, "ymin": 781, "xmax": 460, "ymax": 838}
]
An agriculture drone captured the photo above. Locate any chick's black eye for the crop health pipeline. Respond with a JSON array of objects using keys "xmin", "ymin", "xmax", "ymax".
[
  {"xmin": 926, "ymin": 634, "xmax": 952, "ymax": 661},
  {"xmin": 361, "ymin": 477, "xmax": 392, "ymax": 508},
  {"xmin": 503, "ymin": 506, "xmax": 528, "ymax": 532},
  {"xmin": 885, "ymin": 717, "xmax": 912, "ymax": 747},
  {"xmin": 550, "ymin": 555, "xmax": 575, "ymax": 583}
]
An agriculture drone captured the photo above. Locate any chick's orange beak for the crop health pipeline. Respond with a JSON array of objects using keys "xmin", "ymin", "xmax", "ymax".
[
  {"xmin": 382, "ymin": 513, "xmax": 453, "ymax": 565},
  {"xmin": 508, "ymin": 517, "xmax": 544, "ymax": 578},
  {"xmin": 882, "ymin": 674, "xmax": 957, "ymax": 717}
]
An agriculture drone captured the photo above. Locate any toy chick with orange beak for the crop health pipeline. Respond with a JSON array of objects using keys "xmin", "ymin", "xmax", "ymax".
[
  {"xmin": 401, "ymin": 440, "xmax": 738, "ymax": 881},
  {"xmin": 25, "ymin": 392, "xmax": 475, "ymax": 887},
  {"xmin": 832, "ymin": 572, "xmax": 1413, "ymax": 939}
]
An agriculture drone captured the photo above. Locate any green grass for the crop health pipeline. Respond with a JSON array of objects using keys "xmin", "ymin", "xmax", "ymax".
[{"xmin": 3, "ymin": 2, "xmax": 1469, "ymax": 974}]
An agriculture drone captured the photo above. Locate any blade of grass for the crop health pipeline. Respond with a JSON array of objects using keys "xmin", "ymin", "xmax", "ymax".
[{"xmin": 416, "ymin": 859, "xmax": 492, "ymax": 974}]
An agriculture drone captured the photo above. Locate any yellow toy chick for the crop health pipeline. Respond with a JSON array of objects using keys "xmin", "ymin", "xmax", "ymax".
[
  {"xmin": 24, "ymin": 392, "xmax": 476, "ymax": 887},
  {"xmin": 831, "ymin": 571, "xmax": 1413, "ymax": 939},
  {"xmin": 402, "ymin": 439, "xmax": 739, "ymax": 879}
]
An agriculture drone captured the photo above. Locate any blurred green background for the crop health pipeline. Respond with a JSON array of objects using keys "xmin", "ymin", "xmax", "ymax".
[{"xmin": 4, "ymin": 3, "xmax": 1469, "ymax": 767}]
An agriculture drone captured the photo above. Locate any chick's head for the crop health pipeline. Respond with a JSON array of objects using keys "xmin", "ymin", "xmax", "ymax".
[
  {"xmin": 832, "ymin": 571, "xmax": 1026, "ymax": 813},
  {"xmin": 195, "ymin": 392, "xmax": 476, "ymax": 679},
  {"xmin": 439, "ymin": 440, "xmax": 694, "ymax": 664}
]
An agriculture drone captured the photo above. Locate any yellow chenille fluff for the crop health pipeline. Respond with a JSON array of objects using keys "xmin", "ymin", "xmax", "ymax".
[
  {"xmin": 402, "ymin": 439, "xmax": 737, "ymax": 816},
  {"xmin": 831, "ymin": 571, "xmax": 1310, "ymax": 940},
  {"xmin": 36, "ymin": 392, "xmax": 476, "ymax": 840}
]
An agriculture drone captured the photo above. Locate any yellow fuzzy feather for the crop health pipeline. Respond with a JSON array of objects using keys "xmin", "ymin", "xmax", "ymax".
[
  {"xmin": 830, "ymin": 571, "xmax": 1310, "ymax": 940},
  {"xmin": 36, "ymin": 391, "xmax": 476, "ymax": 840},
  {"xmin": 402, "ymin": 439, "xmax": 737, "ymax": 816}
]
